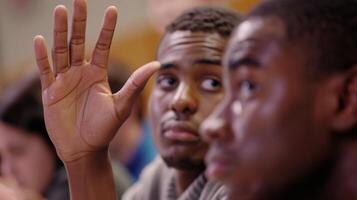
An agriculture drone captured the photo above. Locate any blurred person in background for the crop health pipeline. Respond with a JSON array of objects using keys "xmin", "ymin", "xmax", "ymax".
[
  {"xmin": 0, "ymin": 177, "xmax": 45, "ymax": 200},
  {"xmin": 0, "ymin": 73, "xmax": 132, "ymax": 199},
  {"xmin": 0, "ymin": 74, "xmax": 69, "ymax": 200}
]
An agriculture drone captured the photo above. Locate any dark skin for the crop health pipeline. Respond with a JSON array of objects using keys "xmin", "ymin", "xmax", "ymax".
[
  {"xmin": 150, "ymin": 31, "xmax": 227, "ymax": 195},
  {"xmin": 200, "ymin": 16, "xmax": 357, "ymax": 200},
  {"xmin": 33, "ymin": 0, "xmax": 159, "ymax": 199},
  {"xmin": 33, "ymin": 0, "xmax": 229, "ymax": 199}
]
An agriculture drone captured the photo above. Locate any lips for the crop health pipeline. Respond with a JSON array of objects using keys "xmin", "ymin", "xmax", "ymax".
[
  {"xmin": 161, "ymin": 121, "xmax": 200, "ymax": 142},
  {"xmin": 205, "ymin": 148, "xmax": 236, "ymax": 181}
]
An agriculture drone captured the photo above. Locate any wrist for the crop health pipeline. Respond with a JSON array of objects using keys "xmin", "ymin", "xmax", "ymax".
[
  {"xmin": 64, "ymin": 149, "xmax": 117, "ymax": 200},
  {"xmin": 63, "ymin": 148, "xmax": 110, "ymax": 170}
]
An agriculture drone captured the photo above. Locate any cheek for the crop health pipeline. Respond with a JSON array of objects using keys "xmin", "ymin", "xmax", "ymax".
[
  {"xmin": 20, "ymin": 141, "xmax": 55, "ymax": 192},
  {"xmin": 148, "ymin": 91, "xmax": 171, "ymax": 145},
  {"xmin": 148, "ymin": 92, "xmax": 166, "ymax": 129},
  {"xmin": 199, "ymin": 93, "xmax": 225, "ymax": 117},
  {"xmin": 231, "ymin": 96, "xmax": 331, "ymax": 189}
]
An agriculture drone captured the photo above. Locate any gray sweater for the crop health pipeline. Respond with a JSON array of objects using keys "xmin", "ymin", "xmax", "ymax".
[{"xmin": 123, "ymin": 157, "xmax": 228, "ymax": 200}]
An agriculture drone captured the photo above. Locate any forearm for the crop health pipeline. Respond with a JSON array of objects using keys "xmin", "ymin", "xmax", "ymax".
[{"xmin": 64, "ymin": 149, "xmax": 117, "ymax": 200}]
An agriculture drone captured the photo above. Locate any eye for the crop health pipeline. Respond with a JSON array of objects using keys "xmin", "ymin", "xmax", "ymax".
[
  {"xmin": 238, "ymin": 80, "xmax": 259, "ymax": 100},
  {"xmin": 201, "ymin": 77, "xmax": 222, "ymax": 92},
  {"xmin": 156, "ymin": 75, "xmax": 178, "ymax": 90}
]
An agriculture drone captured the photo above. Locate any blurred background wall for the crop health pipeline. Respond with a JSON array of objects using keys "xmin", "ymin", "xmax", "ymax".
[
  {"xmin": 0, "ymin": 0, "xmax": 260, "ymax": 84},
  {"xmin": 0, "ymin": 0, "xmax": 147, "ymax": 80}
]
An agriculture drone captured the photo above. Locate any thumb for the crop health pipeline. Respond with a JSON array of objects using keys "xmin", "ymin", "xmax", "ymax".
[{"xmin": 113, "ymin": 61, "xmax": 160, "ymax": 112}]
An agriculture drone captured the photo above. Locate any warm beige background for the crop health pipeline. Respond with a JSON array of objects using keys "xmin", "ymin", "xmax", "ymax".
[
  {"xmin": 0, "ymin": 0, "xmax": 260, "ymax": 84},
  {"xmin": 0, "ymin": 0, "xmax": 147, "ymax": 79}
]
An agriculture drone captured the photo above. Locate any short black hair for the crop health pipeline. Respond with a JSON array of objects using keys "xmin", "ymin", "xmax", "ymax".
[
  {"xmin": 0, "ymin": 73, "xmax": 50, "ymax": 146},
  {"xmin": 245, "ymin": 0, "xmax": 357, "ymax": 76},
  {"xmin": 166, "ymin": 6, "xmax": 241, "ymax": 37}
]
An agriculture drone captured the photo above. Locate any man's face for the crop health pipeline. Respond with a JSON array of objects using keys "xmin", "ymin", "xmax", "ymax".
[
  {"xmin": 0, "ymin": 122, "xmax": 56, "ymax": 194},
  {"xmin": 149, "ymin": 31, "xmax": 227, "ymax": 171},
  {"xmin": 201, "ymin": 17, "xmax": 335, "ymax": 195}
]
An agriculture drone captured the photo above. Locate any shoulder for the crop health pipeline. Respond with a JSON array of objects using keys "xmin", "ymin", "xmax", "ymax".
[
  {"xmin": 123, "ymin": 157, "xmax": 173, "ymax": 200},
  {"xmin": 200, "ymin": 180, "xmax": 229, "ymax": 200},
  {"xmin": 139, "ymin": 156, "xmax": 169, "ymax": 180}
]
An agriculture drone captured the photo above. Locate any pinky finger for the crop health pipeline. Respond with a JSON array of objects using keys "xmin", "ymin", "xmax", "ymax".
[{"xmin": 33, "ymin": 35, "xmax": 55, "ymax": 91}]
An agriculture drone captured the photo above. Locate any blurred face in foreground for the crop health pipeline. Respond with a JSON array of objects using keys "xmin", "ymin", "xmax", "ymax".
[
  {"xmin": 201, "ymin": 17, "xmax": 340, "ymax": 196},
  {"xmin": 0, "ymin": 122, "xmax": 56, "ymax": 194}
]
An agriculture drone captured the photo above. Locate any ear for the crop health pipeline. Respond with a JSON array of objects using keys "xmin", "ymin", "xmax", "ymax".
[{"xmin": 331, "ymin": 66, "xmax": 357, "ymax": 132}]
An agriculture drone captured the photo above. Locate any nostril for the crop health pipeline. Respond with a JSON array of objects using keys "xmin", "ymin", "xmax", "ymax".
[
  {"xmin": 183, "ymin": 107, "xmax": 194, "ymax": 115},
  {"xmin": 169, "ymin": 85, "xmax": 198, "ymax": 115},
  {"xmin": 170, "ymin": 98, "xmax": 197, "ymax": 115}
]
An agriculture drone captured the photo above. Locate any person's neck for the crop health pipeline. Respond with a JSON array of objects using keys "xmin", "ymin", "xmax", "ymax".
[
  {"xmin": 230, "ymin": 136, "xmax": 357, "ymax": 200},
  {"xmin": 229, "ymin": 159, "xmax": 333, "ymax": 200},
  {"xmin": 322, "ymin": 137, "xmax": 357, "ymax": 200},
  {"xmin": 282, "ymin": 138, "xmax": 357, "ymax": 200},
  {"xmin": 174, "ymin": 169, "xmax": 203, "ymax": 196},
  {"xmin": 262, "ymin": 164, "xmax": 332, "ymax": 200}
]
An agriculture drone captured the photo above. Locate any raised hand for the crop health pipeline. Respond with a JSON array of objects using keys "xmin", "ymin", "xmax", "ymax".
[{"xmin": 33, "ymin": 0, "xmax": 159, "ymax": 163}]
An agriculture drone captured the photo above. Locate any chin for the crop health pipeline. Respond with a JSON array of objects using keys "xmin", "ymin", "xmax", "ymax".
[{"xmin": 161, "ymin": 154, "xmax": 206, "ymax": 172}]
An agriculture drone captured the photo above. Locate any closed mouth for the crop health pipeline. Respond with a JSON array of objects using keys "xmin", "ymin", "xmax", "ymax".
[
  {"xmin": 205, "ymin": 149, "xmax": 236, "ymax": 180},
  {"xmin": 162, "ymin": 121, "xmax": 200, "ymax": 142}
]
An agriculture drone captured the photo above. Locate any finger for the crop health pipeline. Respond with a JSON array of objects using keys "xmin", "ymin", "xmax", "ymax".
[
  {"xmin": 52, "ymin": 5, "xmax": 69, "ymax": 75},
  {"xmin": 91, "ymin": 6, "xmax": 118, "ymax": 69},
  {"xmin": 69, "ymin": 0, "xmax": 87, "ymax": 66},
  {"xmin": 114, "ymin": 61, "xmax": 160, "ymax": 105},
  {"xmin": 33, "ymin": 35, "xmax": 55, "ymax": 91}
]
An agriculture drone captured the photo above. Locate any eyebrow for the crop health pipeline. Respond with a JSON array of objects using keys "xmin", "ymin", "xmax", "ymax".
[
  {"xmin": 160, "ymin": 63, "xmax": 176, "ymax": 70},
  {"xmin": 194, "ymin": 59, "xmax": 222, "ymax": 66},
  {"xmin": 228, "ymin": 56, "xmax": 261, "ymax": 70},
  {"xmin": 160, "ymin": 59, "xmax": 222, "ymax": 70}
]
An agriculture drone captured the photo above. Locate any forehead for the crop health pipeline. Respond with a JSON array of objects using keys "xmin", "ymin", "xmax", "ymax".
[
  {"xmin": 232, "ymin": 17, "xmax": 286, "ymax": 43},
  {"xmin": 226, "ymin": 17, "xmax": 286, "ymax": 57},
  {"xmin": 0, "ymin": 123, "xmax": 31, "ymax": 145},
  {"xmin": 223, "ymin": 16, "xmax": 312, "ymax": 83},
  {"xmin": 224, "ymin": 17, "xmax": 290, "ymax": 69},
  {"xmin": 158, "ymin": 31, "xmax": 227, "ymax": 66}
]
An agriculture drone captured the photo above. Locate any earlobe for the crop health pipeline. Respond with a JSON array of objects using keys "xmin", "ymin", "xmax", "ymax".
[{"xmin": 331, "ymin": 66, "xmax": 357, "ymax": 132}]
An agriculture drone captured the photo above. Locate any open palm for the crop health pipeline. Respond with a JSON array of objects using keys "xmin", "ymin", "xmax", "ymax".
[{"xmin": 33, "ymin": 0, "xmax": 159, "ymax": 163}]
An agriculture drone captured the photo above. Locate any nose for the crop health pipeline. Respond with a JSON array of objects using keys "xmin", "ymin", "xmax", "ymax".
[
  {"xmin": 169, "ymin": 83, "xmax": 198, "ymax": 116},
  {"xmin": 200, "ymin": 100, "xmax": 230, "ymax": 143}
]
